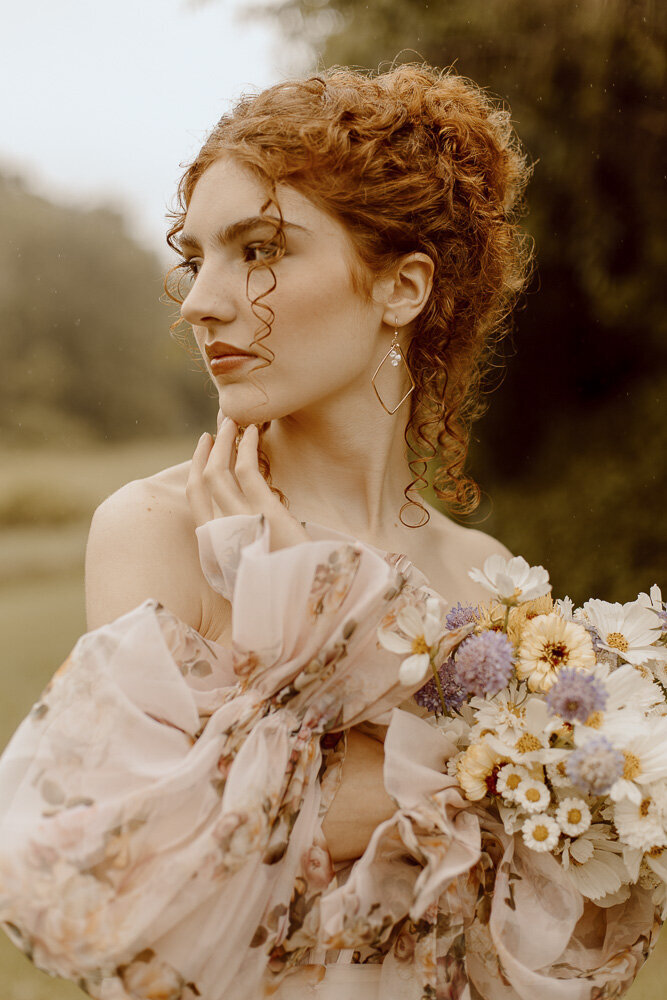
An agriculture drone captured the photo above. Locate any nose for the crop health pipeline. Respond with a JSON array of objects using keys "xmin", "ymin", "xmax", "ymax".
[{"xmin": 180, "ymin": 262, "xmax": 237, "ymax": 328}]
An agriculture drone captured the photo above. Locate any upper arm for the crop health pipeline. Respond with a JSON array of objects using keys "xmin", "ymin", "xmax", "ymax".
[{"xmin": 84, "ymin": 479, "xmax": 204, "ymax": 632}]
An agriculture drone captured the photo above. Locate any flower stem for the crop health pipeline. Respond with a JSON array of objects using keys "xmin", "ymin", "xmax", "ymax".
[
  {"xmin": 503, "ymin": 606, "xmax": 511, "ymax": 634},
  {"xmin": 430, "ymin": 658, "xmax": 449, "ymax": 717}
]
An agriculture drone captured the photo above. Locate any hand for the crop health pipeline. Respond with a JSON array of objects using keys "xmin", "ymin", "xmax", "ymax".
[{"xmin": 187, "ymin": 412, "xmax": 311, "ymax": 552}]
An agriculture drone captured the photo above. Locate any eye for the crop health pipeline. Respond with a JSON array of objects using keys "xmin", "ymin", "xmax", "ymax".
[
  {"xmin": 178, "ymin": 258, "xmax": 201, "ymax": 277},
  {"xmin": 242, "ymin": 243, "xmax": 281, "ymax": 264}
]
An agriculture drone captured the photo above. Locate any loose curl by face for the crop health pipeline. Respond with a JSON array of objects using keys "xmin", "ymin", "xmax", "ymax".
[{"xmin": 165, "ymin": 62, "xmax": 533, "ymax": 526}]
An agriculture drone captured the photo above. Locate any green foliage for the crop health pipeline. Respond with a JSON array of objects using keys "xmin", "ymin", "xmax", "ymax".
[{"xmin": 0, "ymin": 173, "xmax": 216, "ymax": 445}]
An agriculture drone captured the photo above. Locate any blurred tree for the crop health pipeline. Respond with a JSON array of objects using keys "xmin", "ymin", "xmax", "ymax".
[
  {"xmin": 0, "ymin": 172, "xmax": 215, "ymax": 445},
  {"xmin": 248, "ymin": 0, "xmax": 666, "ymax": 474},
  {"xmin": 243, "ymin": 0, "xmax": 666, "ymax": 600}
]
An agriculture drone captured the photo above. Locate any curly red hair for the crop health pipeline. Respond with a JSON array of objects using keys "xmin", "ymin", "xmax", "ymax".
[{"xmin": 166, "ymin": 62, "xmax": 533, "ymax": 526}]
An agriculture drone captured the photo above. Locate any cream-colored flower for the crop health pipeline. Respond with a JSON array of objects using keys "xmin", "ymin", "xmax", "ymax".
[
  {"xmin": 377, "ymin": 598, "xmax": 448, "ymax": 686},
  {"xmin": 485, "ymin": 695, "xmax": 566, "ymax": 766},
  {"xmin": 555, "ymin": 797, "xmax": 592, "ymax": 836},
  {"xmin": 560, "ymin": 825, "xmax": 632, "ymax": 900},
  {"xmin": 516, "ymin": 614, "xmax": 596, "ymax": 692},
  {"xmin": 507, "ymin": 595, "xmax": 555, "ymax": 646},
  {"xmin": 521, "ymin": 814, "xmax": 560, "ymax": 852},
  {"xmin": 468, "ymin": 554, "xmax": 551, "ymax": 607},
  {"xmin": 583, "ymin": 598, "xmax": 667, "ymax": 666},
  {"xmin": 515, "ymin": 778, "xmax": 551, "ymax": 813},
  {"xmin": 456, "ymin": 741, "xmax": 506, "ymax": 801},
  {"xmin": 468, "ymin": 679, "xmax": 529, "ymax": 741},
  {"xmin": 602, "ymin": 715, "xmax": 667, "ymax": 805},
  {"xmin": 496, "ymin": 762, "xmax": 533, "ymax": 801},
  {"xmin": 613, "ymin": 784, "xmax": 667, "ymax": 851}
]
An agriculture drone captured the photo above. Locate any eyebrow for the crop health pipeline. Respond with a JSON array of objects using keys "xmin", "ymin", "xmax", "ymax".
[{"xmin": 174, "ymin": 215, "xmax": 310, "ymax": 253}]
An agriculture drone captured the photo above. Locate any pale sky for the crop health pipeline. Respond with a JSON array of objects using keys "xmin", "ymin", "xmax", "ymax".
[{"xmin": 1, "ymin": 0, "xmax": 303, "ymax": 255}]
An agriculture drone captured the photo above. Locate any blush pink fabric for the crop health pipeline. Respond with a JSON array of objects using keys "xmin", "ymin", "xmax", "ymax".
[{"xmin": 0, "ymin": 515, "xmax": 662, "ymax": 999}]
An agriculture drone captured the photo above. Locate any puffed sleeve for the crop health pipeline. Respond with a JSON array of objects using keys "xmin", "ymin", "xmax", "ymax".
[
  {"xmin": 302, "ymin": 708, "xmax": 664, "ymax": 1000},
  {"xmin": 0, "ymin": 514, "xmax": 468, "ymax": 1000}
]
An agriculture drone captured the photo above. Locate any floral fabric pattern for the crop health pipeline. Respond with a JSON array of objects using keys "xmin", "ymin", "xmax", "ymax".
[{"xmin": 0, "ymin": 514, "xmax": 662, "ymax": 999}]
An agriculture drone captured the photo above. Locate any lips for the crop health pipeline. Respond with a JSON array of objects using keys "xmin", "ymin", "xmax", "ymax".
[{"xmin": 205, "ymin": 341, "xmax": 256, "ymax": 361}]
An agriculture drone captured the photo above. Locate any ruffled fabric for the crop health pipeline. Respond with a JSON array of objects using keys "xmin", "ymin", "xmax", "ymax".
[
  {"xmin": 0, "ymin": 514, "xmax": 662, "ymax": 999},
  {"xmin": 0, "ymin": 514, "xmax": 465, "ymax": 999}
]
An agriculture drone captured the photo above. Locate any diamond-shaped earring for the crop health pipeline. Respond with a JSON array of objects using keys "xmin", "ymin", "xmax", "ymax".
[{"xmin": 371, "ymin": 320, "xmax": 415, "ymax": 415}]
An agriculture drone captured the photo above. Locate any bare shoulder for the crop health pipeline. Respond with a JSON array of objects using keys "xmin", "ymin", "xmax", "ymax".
[
  {"xmin": 415, "ymin": 507, "xmax": 513, "ymax": 606},
  {"xmin": 85, "ymin": 459, "xmax": 204, "ymax": 631}
]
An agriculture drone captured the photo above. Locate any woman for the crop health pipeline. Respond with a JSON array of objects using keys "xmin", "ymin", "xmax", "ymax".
[{"xmin": 1, "ymin": 64, "xmax": 658, "ymax": 1000}]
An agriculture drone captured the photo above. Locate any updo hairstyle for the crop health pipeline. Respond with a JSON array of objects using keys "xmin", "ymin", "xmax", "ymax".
[{"xmin": 166, "ymin": 63, "xmax": 533, "ymax": 526}]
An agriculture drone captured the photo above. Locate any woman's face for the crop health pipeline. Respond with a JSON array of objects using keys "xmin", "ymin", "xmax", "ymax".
[{"xmin": 178, "ymin": 155, "xmax": 388, "ymax": 426}]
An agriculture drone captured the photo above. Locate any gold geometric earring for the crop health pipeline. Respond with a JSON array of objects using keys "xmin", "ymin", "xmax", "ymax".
[{"xmin": 371, "ymin": 317, "xmax": 416, "ymax": 415}]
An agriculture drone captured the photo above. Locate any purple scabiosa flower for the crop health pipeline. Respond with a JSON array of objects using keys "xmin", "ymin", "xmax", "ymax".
[
  {"xmin": 545, "ymin": 667, "xmax": 608, "ymax": 723},
  {"xmin": 566, "ymin": 735, "xmax": 624, "ymax": 794},
  {"xmin": 445, "ymin": 602, "xmax": 478, "ymax": 630},
  {"xmin": 455, "ymin": 632, "xmax": 514, "ymax": 697},
  {"xmin": 414, "ymin": 655, "xmax": 467, "ymax": 714}
]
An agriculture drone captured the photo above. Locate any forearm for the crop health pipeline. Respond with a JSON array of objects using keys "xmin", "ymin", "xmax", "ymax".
[{"xmin": 321, "ymin": 727, "xmax": 396, "ymax": 863}]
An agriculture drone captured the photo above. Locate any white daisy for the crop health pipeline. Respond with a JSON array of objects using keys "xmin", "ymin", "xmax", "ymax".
[
  {"xmin": 555, "ymin": 797, "xmax": 592, "ymax": 836},
  {"xmin": 560, "ymin": 824, "xmax": 631, "ymax": 899},
  {"xmin": 468, "ymin": 680, "xmax": 530, "ymax": 741},
  {"xmin": 496, "ymin": 762, "xmax": 533, "ymax": 801},
  {"xmin": 582, "ymin": 598, "xmax": 667, "ymax": 666},
  {"xmin": 515, "ymin": 778, "xmax": 551, "ymax": 813},
  {"xmin": 522, "ymin": 814, "xmax": 560, "ymax": 852},
  {"xmin": 613, "ymin": 783, "xmax": 667, "ymax": 850},
  {"xmin": 485, "ymin": 695, "xmax": 566, "ymax": 766},
  {"xmin": 468, "ymin": 554, "xmax": 551, "ymax": 608},
  {"xmin": 377, "ymin": 598, "xmax": 448, "ymax": 685}
]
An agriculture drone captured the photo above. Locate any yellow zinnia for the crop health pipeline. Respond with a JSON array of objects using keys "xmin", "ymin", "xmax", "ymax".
[{"xmin": 516, "ymin": 613, "xmax": 596, "ymax": 692}]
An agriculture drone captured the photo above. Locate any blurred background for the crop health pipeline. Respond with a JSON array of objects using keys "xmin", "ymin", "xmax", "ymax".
[{"xmin": 0, "ymin": 0, "xmax": 665, "ymax": 996}]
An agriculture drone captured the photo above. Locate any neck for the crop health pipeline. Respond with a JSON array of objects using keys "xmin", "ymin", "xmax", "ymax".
[{"xmin": 262, "ymin": 390, "xmax": 415, "ymax": 538}]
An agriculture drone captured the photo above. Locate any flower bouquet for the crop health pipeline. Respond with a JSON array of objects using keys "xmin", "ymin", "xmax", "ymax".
[{"xmin": 378, "ymin": 556, "xmax": 667, "ymax": 914}]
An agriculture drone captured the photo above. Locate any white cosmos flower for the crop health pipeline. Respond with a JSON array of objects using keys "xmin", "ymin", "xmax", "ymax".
[
  {"xmin": 515, "ymin": 778, "xmax": 551, "ymax": 813},
  {"xmin": 560, "ymin": 824, "xmax": 631, "ymax": 899},
  {"xmin": 582, "ymin": 598, "xmax": 667, "ymax": 666},
  {"xmin": 468, "ymin": 554, "xmax": 551, "ymax": 607},
  {"xmin": 555, "ymin": 796, "xmax": 592, "ymax": 836},
  {"xmin": 521, "ymin": 814, "xmax": 560, "ymax": 852},
  {"xmin": 602, "ymin": 715, "xmax": 667, "ymax": 805},
  {"xmin": 637, "ymin": 584, "xmax": 664, "ymax": 614},
  {"xmin": 613, "ymin": 782, "xmax": 667, "ymax": 850},
  {"xmin": 377, "ymin": 597, "xmax": 448, "ymax": 686}
]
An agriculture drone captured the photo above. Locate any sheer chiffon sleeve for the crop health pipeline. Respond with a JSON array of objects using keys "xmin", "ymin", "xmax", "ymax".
[{"xmin": 0, "ymin": 514, "xmax": 466, "ymax": 1000}]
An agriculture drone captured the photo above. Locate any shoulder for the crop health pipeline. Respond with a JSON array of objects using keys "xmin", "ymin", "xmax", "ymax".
[
  {"xmin": 417, "ymin": 507, "xmax": 513, "ymax": 606},
  {"xmin": 85, "ymin": 460, "xmax": 204, "ymax": 631}
]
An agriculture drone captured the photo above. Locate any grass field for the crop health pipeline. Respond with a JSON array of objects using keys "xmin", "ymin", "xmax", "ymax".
[{"xmin": 0, "ymin": 438, "xmax": 665, "ymax": 998}]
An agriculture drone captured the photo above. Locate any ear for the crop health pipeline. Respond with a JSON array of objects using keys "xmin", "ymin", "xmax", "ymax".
[{"xmin": 373, "ymin": 252, "xmax": 434, "ymax": 328}]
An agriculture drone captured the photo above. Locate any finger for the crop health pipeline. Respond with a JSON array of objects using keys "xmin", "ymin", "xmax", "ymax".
[
  {"xmin": 186, "ymin": 432, "xmax": 216, "ymax": 527},
  {"xmin": 234, "ymin": 425, "xmax": 271, "ymax": 504},
  {"xmin": 205, "ymin": 417, "xmax": 247, "ymax": 514}
]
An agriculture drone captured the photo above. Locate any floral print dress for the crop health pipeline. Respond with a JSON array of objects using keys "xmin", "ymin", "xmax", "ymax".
[{"xmin": 0, "ymin": 515, "xmax": 662, "ymax": 1000}]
